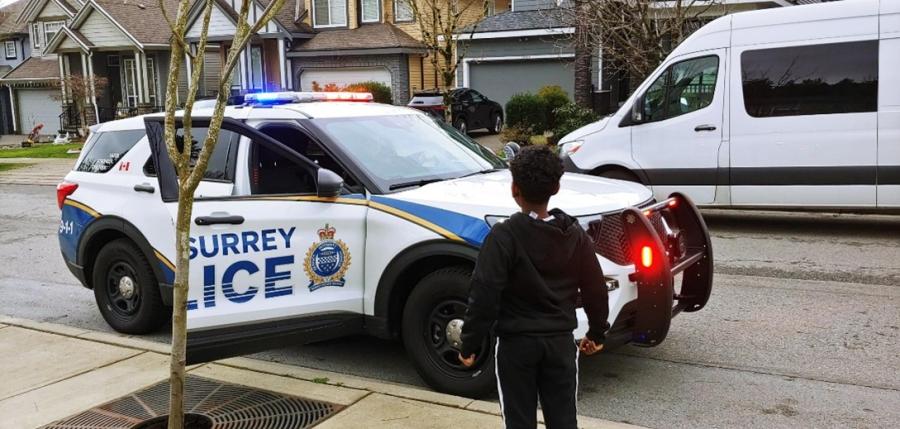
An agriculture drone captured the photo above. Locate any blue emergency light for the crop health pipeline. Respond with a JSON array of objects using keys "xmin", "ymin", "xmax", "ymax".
[{"xmin": 244, "ymin": 91, "xmax": 374, "ymax": 106}]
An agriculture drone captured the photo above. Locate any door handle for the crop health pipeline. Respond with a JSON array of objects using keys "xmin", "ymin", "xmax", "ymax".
[
  {"xmin": 133, "ymin": 183, "xmax": 155, "ymax": 193},
  {"xmin": 694, "ymin": 124, "xmax": 717, "ymax": 132},
  {"xmin": 195, "ymin": 215, "xmax": 244, "ymax": 226}
]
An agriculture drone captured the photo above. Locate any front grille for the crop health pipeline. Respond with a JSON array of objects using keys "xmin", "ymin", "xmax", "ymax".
[{"xmin": 587, "ymin": 212, "xmax": 632, "ymax": 266}]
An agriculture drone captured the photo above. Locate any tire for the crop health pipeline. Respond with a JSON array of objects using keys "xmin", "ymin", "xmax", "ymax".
[
  {"xmin": 599, "ymin": 167, "xmax": 641, "ymax": 183},
  {"xmin": 401, "ymin": 266, "xmax": 495, "ymax": 398},
  {"xmin": 453, "ymin": 117, "xmax": 468, "ymax": 135},
  {"xmin": 92, "ymin": 238, "xmax": 167, "ymax": 334},
  {"xmin": 488, "ymin": 113, "xmax": 502, "ymax": 134}
]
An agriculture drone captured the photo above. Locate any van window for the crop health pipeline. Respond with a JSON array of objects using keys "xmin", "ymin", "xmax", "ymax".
[
  {"xmin": 77, "ymin": 130, "xmax": 145, "ymax": 173},
  {"xmin": 641, "ymin": 55, "xmax": 718, "ymax": 123},
  {"xmin": 741, "ymin": 40, "xmax": 878, "ymax": 117},
  {"xmin": 142, "ymin": 128, "xmax": 239, "ymax": 182}
]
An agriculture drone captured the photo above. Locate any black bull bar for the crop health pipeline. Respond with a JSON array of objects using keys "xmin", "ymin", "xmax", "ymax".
[{"xmin": 615, "ymin": 192, "xmax": 713, "ymax": 347}]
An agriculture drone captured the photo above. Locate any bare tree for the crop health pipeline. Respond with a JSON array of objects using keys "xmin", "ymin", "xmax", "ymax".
[
  {"xmin": 159, "ymin": 0, "xmax": 285, "ymax": 427},
  {"xmin": 404, "ymin": 0, "xmax": 485, "ymax": 110},
  {"xmin": 562, "ymin": 0, "xmax": 723, "ymax": 100},
  {"xmin": 53, "ymin": 75, "xmax": 110, "ymax": 135}
]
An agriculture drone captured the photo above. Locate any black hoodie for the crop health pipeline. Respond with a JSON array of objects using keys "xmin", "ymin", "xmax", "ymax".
[{"xmin": 460, "ymin": 208, "xmax": 610, "ymax": 357}]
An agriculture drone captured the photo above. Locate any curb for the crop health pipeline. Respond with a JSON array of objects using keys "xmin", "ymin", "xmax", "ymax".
[{"xmin": 0, "ymin": 315, "xmax": 645, "ymax": 429}]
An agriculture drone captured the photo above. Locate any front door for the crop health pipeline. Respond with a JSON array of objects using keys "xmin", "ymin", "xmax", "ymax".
[
  {"xmin": 629, "ymin": 50, "xmax": 727, "ymax": 205},
  {"xmin": 145, "ymin": 118, "xmax": 367, "ymax": 363}
]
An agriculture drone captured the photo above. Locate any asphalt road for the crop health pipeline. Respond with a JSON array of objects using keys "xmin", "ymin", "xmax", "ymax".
[{"xmin": 1, "ymin": 183, "xmax": 898, "ymax": 428}]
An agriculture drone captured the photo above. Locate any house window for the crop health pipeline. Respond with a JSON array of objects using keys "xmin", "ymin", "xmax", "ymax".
[
  {"xmin": 43, "ymin": 21, "xmax": 65, "ymax": 47},
  {"xmin": 361, "ymin": 0, "xmax": 380, "ymax": 23},
  {"xmin": 249, "ymin": 45, "xmax": 264, "ymax": 90},
  {"xmin": 30, "ymin": 23, "xmax": 41, "ymax": 50},
  {"xmin": 394, "ymin": 0, "xmax": 413, "ymax": 22},
  {"xmin": 313, "ymin": 0, "xmax": 348, "ymax": 28},
  {"xmin": 4, "ymin": 41, "xmax": 16, "ymax": 59},
  {"xmin": 146, "ymin": 57, "xmax": 158, "ymax": 105},
  {"xmin": 122, "ymin": 58, "xmax": 139, "ymax": 108}
]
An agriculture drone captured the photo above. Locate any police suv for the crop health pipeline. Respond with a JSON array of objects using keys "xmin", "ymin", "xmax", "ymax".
[{"xmin": 57, "ymin": 92, "xmax": 713, "ymax": 398}]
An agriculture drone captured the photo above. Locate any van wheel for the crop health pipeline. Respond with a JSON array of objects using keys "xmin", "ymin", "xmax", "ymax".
[
  {"xmin": 402, "ymin": 266, "xmax": 495, "ymax": 398},
  {"xmin": 92, "ymin": 239, "xmax": 167, "ymax": 334},
  {"xmin": 598, "ymin": 168, "xmax": 641, "ymax": 183}
]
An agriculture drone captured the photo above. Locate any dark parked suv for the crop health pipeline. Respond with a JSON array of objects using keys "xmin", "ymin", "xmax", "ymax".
[{"xmin": 408, "ymin": 88, "xmax": 503, "ymax": 135}]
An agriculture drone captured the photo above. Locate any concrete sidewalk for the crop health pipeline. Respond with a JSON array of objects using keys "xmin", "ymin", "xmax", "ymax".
[
  {"xmin": 0, "ymin": 158, "xmax": 74, "ymax": 186},
  {"xmin": 0, "ymin": 315, "xmax": 643, "ymax": 429}
]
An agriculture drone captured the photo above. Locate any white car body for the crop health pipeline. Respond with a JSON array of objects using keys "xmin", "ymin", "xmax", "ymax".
[
  {"xmin": 58, "ymin": 96, "xmax": 712, "ymax": 397},
  {"xmin": 561, "ymin": 0, "xmax": 899, "ymax": 209}
]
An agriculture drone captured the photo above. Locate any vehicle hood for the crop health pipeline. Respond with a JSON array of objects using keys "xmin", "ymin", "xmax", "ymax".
[
  {"xmin": 383, "ymin": 170, "xmax": 652, "ymax": 220},
  {"xmin": 559, "ymin": 116, "xmax": 610, "ymax": 143}
]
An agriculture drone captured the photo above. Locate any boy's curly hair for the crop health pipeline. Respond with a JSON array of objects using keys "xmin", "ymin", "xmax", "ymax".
[{"xmin": 510, "ymin": 145, "xmax": 564, "ymax": 205}]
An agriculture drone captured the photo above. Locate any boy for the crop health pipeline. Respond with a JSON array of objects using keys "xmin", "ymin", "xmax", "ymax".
[{"xmin": 458, "ymin": 145, "xmax": 610, "ymax": 429}]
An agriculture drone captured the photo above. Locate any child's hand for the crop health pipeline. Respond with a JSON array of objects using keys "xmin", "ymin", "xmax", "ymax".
[
  {"xmin": 579, "ymin": 338, "xmax": 604, "ymax": 355},
  {"xmin": 458, "ymin": 353, "xmax": 476, "ymax": 367}
]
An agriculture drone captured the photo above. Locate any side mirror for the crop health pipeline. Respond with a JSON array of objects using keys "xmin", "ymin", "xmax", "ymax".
[
  {"xmin": 502, "ymin": 142, "xmax": 521, "ymax": 161},
  {"xmin": 631, "ymin": 97, "xmax": 644, "ymax": 123},
  {"xmin": 316, "ymin": 168, "xmax": 344, "ymax": 198}
]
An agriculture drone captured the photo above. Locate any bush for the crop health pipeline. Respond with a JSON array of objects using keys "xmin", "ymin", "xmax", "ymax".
[
  {"xmin": 537, "ymin": 85, "xmax": 570, "ymax": 129},
  {"xmin": 548, "ymin": 103, "xmax": 599, "ymax": 146},
  {"xmin": 499, "ymin": 124, "xmax": 534, "ymax": 145},
  {"xmin": 505, "ymin": 93, "xmax": 548, "ymax": 134},
  {"xmin": 343, "ymin": 81, "xmax": 393, "ymax": 104}
]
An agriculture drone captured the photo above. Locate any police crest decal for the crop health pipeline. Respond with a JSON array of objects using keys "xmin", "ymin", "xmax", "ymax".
[{"xmin": 304, "ymin": 224, "xmax": 351, "ymax": 291}]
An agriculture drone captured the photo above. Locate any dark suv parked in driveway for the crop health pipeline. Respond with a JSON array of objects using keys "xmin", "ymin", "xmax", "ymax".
[{"xmin": 408, "ymin": 88, "xmax": 503, "ymax": 135}]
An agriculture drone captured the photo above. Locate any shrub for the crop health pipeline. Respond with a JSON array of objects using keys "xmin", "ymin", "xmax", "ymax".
[
  {"xmin": 505, "ymin": 93, "xmax": 548, "ymax": 134},
  {"xmin": 537, "ymin": 85, "xmax": 570, "ymax": 129},
  {"xmin": 500, "ymin": 124, "xmax": 534, "ymax": 145},
  {"xmin": 548, "ymin": 103, "xmax": 599, "ymax": 146},
  {"xmin": 343, "ymin": 81, "xmax": 393, "ymax": 104}
]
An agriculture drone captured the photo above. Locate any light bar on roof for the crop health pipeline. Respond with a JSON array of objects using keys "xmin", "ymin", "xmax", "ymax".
[{"xmin": 244, "ymin": 91, "xmax": 374, "ymax": 105}]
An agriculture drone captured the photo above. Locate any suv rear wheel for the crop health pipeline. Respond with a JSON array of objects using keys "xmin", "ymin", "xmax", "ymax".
[
  {"xmin": 453, "ymin": 117, "xmax": 468, "ymax": 135},
  {"xmin": 488, "ymin": 113, "xmax": 502, "ymax": 134},
  {"xmin": 92, "ymin": 238, "xmax": 167, "ymax": 334},
  {"xmin": 401, "ymin": 266, "xmax": 495, "ymax": 398}
]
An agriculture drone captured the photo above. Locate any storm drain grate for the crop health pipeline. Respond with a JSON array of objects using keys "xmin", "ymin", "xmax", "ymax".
[{"xmin": 42, "ymin": 375, "xmax": 339, "ymax": 429}]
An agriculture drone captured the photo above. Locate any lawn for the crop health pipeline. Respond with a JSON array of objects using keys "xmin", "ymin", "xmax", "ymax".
[
  {"xmin": 0, "ymin": 143, "xmax": 82, "ymax": 159},
  {"xmin": 0, "ymin": 163, "xmax": 33, "ymax": 172}
]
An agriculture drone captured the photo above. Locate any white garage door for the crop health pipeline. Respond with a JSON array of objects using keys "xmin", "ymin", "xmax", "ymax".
[
  {"xmin": 17, "ymin": 89, "xmax": 62, "ymax": 132},
  {"xmin": 299, "ymin": 67, "xmax": 392, "ymax": 91}
]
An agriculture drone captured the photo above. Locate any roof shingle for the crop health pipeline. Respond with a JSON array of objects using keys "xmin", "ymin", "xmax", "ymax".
[
  {"xmin": 0, "ymin": 0, "xmax": 29, "ymax": 37},
  {"xmin": 1, "ymin": 56, "xmax": 61, "ymax": 80},
  {"xmin": 461, "ymin": 9, "xmax": 570, "ymax": 33},
  {"xmin": 291, "ymin": 23, "xmax": 424, "ymax": 53},
  {"xmin": 92, "ymin": 0, "xmax": 182, "ymax": 46}
]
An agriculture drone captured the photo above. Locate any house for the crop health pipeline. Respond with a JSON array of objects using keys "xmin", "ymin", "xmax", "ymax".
[
  {"xmin": 457, "ymin": 0, "xmax": 824, "ymax": 113},
  {"xmin": 183, "ymin": 0, "xmax": 504, "ymax": 105},
  {"xmin": 0, "ymin": 0, "xmax": 31, "ymax": 134}
]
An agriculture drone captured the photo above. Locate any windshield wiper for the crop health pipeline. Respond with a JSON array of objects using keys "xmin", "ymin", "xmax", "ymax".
[
  {"xmin": 459, "ymin": 168, "xmax": 501, "ymax": 179},
  {"xmin": 389, "ymin": 178, "xmax": 445, "ymax": 190}
]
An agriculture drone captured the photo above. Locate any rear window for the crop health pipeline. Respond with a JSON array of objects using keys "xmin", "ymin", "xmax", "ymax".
[
  {"xmin": 76, "ymin": 130, "xmax": 145, "ymax": 173},
  {"xmin": 142, "ymin": 127, "xmax": 240, "ymax": 182}
]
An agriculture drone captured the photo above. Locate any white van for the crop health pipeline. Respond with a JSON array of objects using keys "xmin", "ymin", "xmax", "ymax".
[{"xmin": 559, "ymin": 0, "xmax": 899, "ymax": 209}]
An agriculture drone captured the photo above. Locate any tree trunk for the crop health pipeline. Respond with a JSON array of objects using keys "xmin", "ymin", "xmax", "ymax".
[
  {"xmin": 573, "ymin": 0, "xmax": 593, "ymax": 108},
  {"xmin": 167, "ymin": 192, "xmax": 194, "ymax": 429}
]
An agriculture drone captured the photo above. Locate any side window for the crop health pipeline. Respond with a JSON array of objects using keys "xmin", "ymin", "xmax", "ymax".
[
  {"xmin": 142, "ymin": 127, "xmax": 239, "ymax": 182},
  {"xmin": 470, "ymin": 90, "xmax": 485, "ymax": 103},
  {"xmin": 250, "ymin": 142, "xmax": 317, "ymax": 195},
  {"xmin": 77, "ymin": 130, "xmax": 145, "ymax": 173},
  {"xmin": 642, "ymin": 56, "xmax": 718, "ymax": 123},
  {"xmin": 741, "ymin": 40, "xmax": 878, "ymax": 117}
]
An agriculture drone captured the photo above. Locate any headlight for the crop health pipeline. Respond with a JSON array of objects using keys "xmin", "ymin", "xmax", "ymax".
[
  {"xmin": 559, "ymin": 140, "xmax": 584, "ymax": 156},
  {"xmin": 484, "ymin": 215, "xmax": 509, "ymax": 227}
]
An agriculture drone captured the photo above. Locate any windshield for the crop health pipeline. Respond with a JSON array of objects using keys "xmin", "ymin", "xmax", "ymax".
[{"xmin": 313, "ymin": 114, "xmax": 505, "ymax": 192}]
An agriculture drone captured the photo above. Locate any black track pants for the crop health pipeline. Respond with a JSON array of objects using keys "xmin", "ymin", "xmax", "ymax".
[{"xmin": 495, "ymin": 334, "xmax": 578, "ymax": 429}]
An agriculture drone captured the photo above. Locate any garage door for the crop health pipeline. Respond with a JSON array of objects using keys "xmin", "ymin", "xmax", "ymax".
[
  {"xmin": 17, "ymin": 89, "xmax": 62, "ymax": 132},
  {"xmin": 299, "ymin": 67, "xmax": 392, "ymax": 91},
  {"xmin": 468, "ymin": 59, "xmax": 575, "ymax": 109}
]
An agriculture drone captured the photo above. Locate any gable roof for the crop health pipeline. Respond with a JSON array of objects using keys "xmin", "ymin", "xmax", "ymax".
[
  {"xmin": 460, "ymin": 8, "xmax": 570, "ymax": 33},
  {"xmin": 0, "ymin": 0, "xmax": 29, "ymax": 37},
  {"xmin": 185, "ymin": 0, "xmax": 313, "ymax": 39},
  {"xmin": 290, "ymin": 23, "xmax": 424, "ymax": 55},
  {"xmin": 92, "ymin": 0, "xmax": 180, "ymax": 46},
  {"xmin": 18, "ymin": 0, "xmax": 76, "ymax": 23}
]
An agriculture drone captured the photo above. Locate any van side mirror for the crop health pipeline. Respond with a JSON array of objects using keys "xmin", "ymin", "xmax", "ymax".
[
  {"xmin": 631, "ymin": 96, "xmax": 644, "ymax": 123},
  {"xmin": 317, "ymin": 168, "xmax": 344, "ymax": 198},
  {"xmin": 502, "ymin": 142, "xmax": 521, "ymax": 161}
]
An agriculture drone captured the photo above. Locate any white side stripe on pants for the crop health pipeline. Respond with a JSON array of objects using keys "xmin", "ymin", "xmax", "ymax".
[
  {"xmin": 574, "ymin": 340, "xmax": 580, "ymax": 416},
  {"xmin": 495, "ymin": 338, "xmax": 507, "ymax": 429}
]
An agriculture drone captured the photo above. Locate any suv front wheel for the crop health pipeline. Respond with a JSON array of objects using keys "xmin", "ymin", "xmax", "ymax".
[
  {"xmin": 401, "ymin": 266, "xmax": 495, "ymax": 398},
  {"xmin": 92, "ymin": 238, "xmax": 167, "ymax": 334}
]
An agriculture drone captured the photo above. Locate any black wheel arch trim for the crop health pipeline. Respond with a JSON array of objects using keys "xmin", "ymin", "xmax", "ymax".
[
  {"xmin": 77, "ymin": 215, "xmax": 172, "ymax": 306},
  {"xmin": 369, "ymin": 240, "xmax": 479, "ymax": 339}
]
